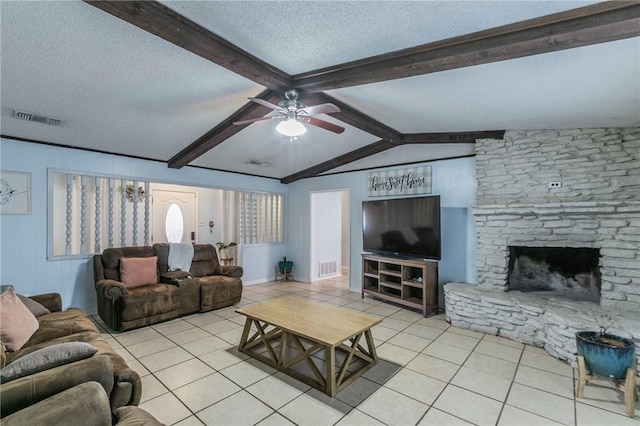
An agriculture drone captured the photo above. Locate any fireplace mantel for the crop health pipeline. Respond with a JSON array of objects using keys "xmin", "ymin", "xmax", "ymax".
[{"xmin": 474, "ymin": 200, "xmax": 640, "ymax": 216}]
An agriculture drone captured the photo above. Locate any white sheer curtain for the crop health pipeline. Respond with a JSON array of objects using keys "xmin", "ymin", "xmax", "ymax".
[
  {"xmin": 216, "ymin": 190, "xmax": 240, "ymax": 265},
  {"xmin": 238, "ymin": 191, "xmax": 283, "ymax": 245},
  {"xmin": 214, "ymin": 190, "xmax": 284, "ymax": 265}
]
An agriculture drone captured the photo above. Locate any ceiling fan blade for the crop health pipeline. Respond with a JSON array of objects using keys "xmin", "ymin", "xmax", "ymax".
[
  {"xmin": 299, "ymin": 103, "xmax": 340, "ymax": 116},
  {"xmin": 307, "ymin": 117, "xmax": 345, "ymax": 134},
  {"xmin": 248, "ymin": 98, "xmax": 283, "ymax": 111},
  {"xmin": 233, "ymin": 116, "xmax": 279, "ymax": 125}
]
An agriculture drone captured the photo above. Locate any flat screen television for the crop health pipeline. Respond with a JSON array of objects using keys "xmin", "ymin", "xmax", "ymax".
[{"xmin": 362, "ymin": 195, "xmax": 441, "ymax": 260}]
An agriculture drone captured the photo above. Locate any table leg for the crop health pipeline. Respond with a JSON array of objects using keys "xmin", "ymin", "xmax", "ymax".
[
  {"xmin": 239, "ymin": 317, "xmax": 252, "ymax": 349},
  {"xmin": 326, "ymin": 345, "xmax": 336, "ymax": 397},
  {"xmin": 279, "ymin": 331, "xmax": 288, "ymax": 366},
  {"xmin": 365, "ymin": 329, "xmax": 378, "ymax": 362}
]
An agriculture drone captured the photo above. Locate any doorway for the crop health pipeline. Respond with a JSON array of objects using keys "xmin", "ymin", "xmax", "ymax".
[
  {"xmin": 151, "ymin": 189, "xmax": 198, "ymax": 244},
  {"xmin": 310, "ymin": 190, "xmax": 350, "ymax": 285}
]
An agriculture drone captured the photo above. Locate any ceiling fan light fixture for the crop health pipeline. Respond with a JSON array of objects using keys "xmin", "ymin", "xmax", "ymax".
[{"xmin": 276, "ymin": 119, "xmax": 306, "ymax": 137}]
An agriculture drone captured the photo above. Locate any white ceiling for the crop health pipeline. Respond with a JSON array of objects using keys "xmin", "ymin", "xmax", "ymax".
[{"xmin": 1, "ymin": 1, "xmax": 638, "ymax": 181}]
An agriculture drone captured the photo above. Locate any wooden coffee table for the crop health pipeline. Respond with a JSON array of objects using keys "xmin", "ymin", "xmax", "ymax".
[{"xmin": 237, "ymin": 296, "xmax": 382, "ymax": 396}]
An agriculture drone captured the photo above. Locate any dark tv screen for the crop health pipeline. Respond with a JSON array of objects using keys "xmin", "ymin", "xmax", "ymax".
[{"xmin": 362, "ymin": 195, "xmax": 441, "ymax": 260}]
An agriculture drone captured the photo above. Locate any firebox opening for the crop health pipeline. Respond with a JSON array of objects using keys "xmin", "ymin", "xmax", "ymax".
[{"xmin": 507, "ymin": 246, "xmax": 601, "ymax": 303}]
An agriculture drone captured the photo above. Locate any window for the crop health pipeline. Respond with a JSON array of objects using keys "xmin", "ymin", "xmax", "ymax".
[
  {"xmin": 48, "ymin": 170, "xmax": 285, "ymax": 259},
  {"xmin": 164, "ymin": 203, "xmax": 184, "ymax": 243},
  {"xmin": 238, "ymin": 191, "xmax": 284, "ymax": 244},
  {"xmin": 48, "ymin": 170, "xmax": 149, "ymax": 259}
]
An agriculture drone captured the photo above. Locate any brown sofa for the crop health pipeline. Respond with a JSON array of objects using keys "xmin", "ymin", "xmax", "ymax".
[
  {"xmin": 93, "ymin": 244, "xmax": 243, "ymax": 331},
  {"xmin": 0, "ymin": 293, "xmax": 141, "ymax": 418}
]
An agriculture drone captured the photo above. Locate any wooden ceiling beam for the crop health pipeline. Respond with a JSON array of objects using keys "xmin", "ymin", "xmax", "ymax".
[
  {"xmin": 302, "ymin": 92, "xmax": 402, "ymax": 142},
  {"xmin": 280, "ymin": 140, "xmax": 395, "ymax": 184},
  {"xmin": 84, "ymin": 1, "xmax": 291, "ymax": 90},
  {"xmin": 168, "ymin": 90, "xmax": 280, "ymax": 168},
  {"xmin": 282, "ymin": 131, "xmax": 505, "ymax": 183},
  {"xmin": 293, "ymin": 2, "xmax": 640, "ymax": 92},
  {"xmin": 87, "ymin": 1, "xmax": 636, "ymax": 178},
  {"xmin": 401, "ymin": 131, "xmax": 505, "ymax": 144}
]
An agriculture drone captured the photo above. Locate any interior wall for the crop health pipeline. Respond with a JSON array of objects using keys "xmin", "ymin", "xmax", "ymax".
[
  {"xmin": 1, "ymin": 137, "xmax": 478, "ymax": 311},
  {"xmin": 0, "ymin": 138, "xmax": 287, "ymax": 313},
  {"xmin": 287, "ymin": 157, "xmax": 477, "ymax": 297},
  {"xmin": 310, "ymin": 191, "xmax": 343, "ymax": 281},
  {"xmin": 341, "ymin": 190, "xmax": 350, "ymax": 274},
  {"xmin": 439, "ymin": 207, "xmax": 469, "ymax": 306}
]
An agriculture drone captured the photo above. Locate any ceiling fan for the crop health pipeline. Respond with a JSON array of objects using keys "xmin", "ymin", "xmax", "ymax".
[{"xmin": 233, "ymin": 89, "xmax": 345, "ymax": 137}]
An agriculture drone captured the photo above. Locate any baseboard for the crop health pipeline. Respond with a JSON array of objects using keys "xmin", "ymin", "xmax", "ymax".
[{"xmin": 242, "ymin": 278, "xmax": 270, "ymax": 286}]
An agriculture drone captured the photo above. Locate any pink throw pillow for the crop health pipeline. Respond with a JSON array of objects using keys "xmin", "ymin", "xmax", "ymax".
[
  {"xmin": 0, "ymin": 287, "xmax": 39, "ymax": 352},
  {"xmin": 120, "ymin": 256, "xmax": 158, "ymax": 288}
]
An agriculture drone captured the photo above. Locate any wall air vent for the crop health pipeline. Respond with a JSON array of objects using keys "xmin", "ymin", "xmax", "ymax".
[
  {"xmin": 319, "ymin": 260, "xmax": 337, "ymax": 277},
  {"xmin": 14, "ymin": 110, "xmax": 63, "ymax": 126}
]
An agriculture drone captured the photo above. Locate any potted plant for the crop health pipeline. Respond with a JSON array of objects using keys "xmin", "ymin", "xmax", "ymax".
[
  {"xmin": 216, "ymin": 242, "xmax": 237, "ymax": 265},
  {"xmin": 575, "ymin": 314, "xmax": 636, "ymax": 379},
  {"xmin": 278, "ymin": 256, "xmax": 293, "ymax": 273}
]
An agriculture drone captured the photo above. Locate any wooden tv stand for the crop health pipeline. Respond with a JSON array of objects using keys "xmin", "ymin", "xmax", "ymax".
[{"xmin": 361, "ymin": 254, "xmax": 438, "ymax": 317}]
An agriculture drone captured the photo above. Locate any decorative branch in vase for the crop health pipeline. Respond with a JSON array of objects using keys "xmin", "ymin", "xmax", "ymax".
[
  {"xmin": 575, "ymin": 312, "xmax": 635, "ymax": 378},
  {"xmin": 575, "ymin": 312, "xmax": 637, "ymax": 417}
]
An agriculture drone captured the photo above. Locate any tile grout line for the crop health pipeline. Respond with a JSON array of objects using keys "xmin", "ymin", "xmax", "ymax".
[
  {"xmin": 414, "ymin": 325, "xmax": 481, "ymax": 426},
  {"xmin": 493, "ymin": 336, "xmax": 526, "ymax": 426},
  {"xmin": 99, "ymin": 278, "xmax": 630, "ymax": 426},
  {"xmin": 147, "ymin": 282, "xmax": 355, "ymax": 425}
]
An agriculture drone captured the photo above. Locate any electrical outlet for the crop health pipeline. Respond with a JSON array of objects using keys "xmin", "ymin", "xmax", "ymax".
[{"xmin": 549, "ymin": 181, "xmax": 562, "ymax": 188}]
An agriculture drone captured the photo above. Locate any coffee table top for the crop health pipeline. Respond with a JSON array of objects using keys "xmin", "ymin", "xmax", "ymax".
[{"xmin": 236, "ymin": 296, "xmax": 382, "ymax": 346}]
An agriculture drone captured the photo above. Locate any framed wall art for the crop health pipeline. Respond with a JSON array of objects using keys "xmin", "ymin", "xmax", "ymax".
[
  {"xmin": 0, "ymin": 171, "xmax": 31, "ymax": 214},
  {"xmin": 367, "ymin": 166, "xmax": 431, "ymax": 196}
]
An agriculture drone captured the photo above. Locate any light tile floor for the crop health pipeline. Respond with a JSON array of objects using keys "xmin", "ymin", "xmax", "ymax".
[{"xmin": 92, "ymin": 278, "xmax": 639, "ymax": 426}]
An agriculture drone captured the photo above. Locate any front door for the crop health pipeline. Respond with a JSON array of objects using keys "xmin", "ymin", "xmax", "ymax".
[{"xmin": 151, "ymin": 189, "xmax": 197, "ymax": 244}]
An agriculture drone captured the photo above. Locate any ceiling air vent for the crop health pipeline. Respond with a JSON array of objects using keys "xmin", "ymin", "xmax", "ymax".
[
  {"xmin": 246, "ymin": 160, "xmax": 269, "ymax": 167},
  {"xmin": 14, "ymin": 110, "xmax": 63, "ymax": 126}
]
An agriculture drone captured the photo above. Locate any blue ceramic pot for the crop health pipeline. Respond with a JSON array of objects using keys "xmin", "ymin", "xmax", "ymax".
[
  {"xmin": 576, "ymin": 331, "xmax": 636, "ymax": 379},
  {"xmin": 278, "ymin": 261, "xmax": 293, "ymax": 273}
]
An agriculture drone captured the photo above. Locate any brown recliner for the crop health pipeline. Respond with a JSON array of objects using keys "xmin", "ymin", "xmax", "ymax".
[
  {"xmin": 2, "ymin": 381, "xmax": 164, "ymax": 426},
  {"xmin": 154, "ymin": 243, "xmax": 243, "ymax": 314},
  {"xmin": 92, "ymin": 246, "xmax": 181, "ymax": 331}
]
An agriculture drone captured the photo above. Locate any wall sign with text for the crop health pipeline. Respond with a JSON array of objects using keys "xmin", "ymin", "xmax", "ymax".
[{"xmin": 367, "ymin": 166, "xmax": 432, "ymax": 196}]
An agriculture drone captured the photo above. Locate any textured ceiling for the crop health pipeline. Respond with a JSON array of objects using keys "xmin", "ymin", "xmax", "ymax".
[
  {"xmin": 1, "ymin": 1, "xmax": 638, "ymax": 181},
  {"xmin": 327, "ymin": 38, "xmax": 640, "ymax": 133},
  {"xmin": 163, "ymin": 0, "xmax": 597, "ymax": 74}
]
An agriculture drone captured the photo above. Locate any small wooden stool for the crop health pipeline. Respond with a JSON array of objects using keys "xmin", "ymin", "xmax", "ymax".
[
  {"xmin": 576, "ymin": 355, "xmax": 638, "ymax": 417},
  {"xmin": 275, "ymin": 265, "xmax": 294, "ymax": 281}
]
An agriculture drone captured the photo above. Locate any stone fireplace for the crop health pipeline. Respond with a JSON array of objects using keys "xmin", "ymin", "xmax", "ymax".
[
  {"xmin": 508, "ymin": 246, "xmax": 601, "ymax": 303},
  {"xmin": 444, "ymin": 127, "xmax": 640, "ymax": 369},
  {"xmin": 472, "ymin": 200, "xmax": 640, "ymax": 310}
]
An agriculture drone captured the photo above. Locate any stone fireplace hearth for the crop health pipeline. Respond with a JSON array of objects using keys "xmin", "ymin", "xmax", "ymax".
[{"xmin": 444, "ymin": 128, "xmax": 640, "ymax": 371}]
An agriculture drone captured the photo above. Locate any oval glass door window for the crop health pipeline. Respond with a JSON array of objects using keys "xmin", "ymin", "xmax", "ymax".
[{"xmin": 165, "ymin": 203, "xmax": 184, "ymax": 243}]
